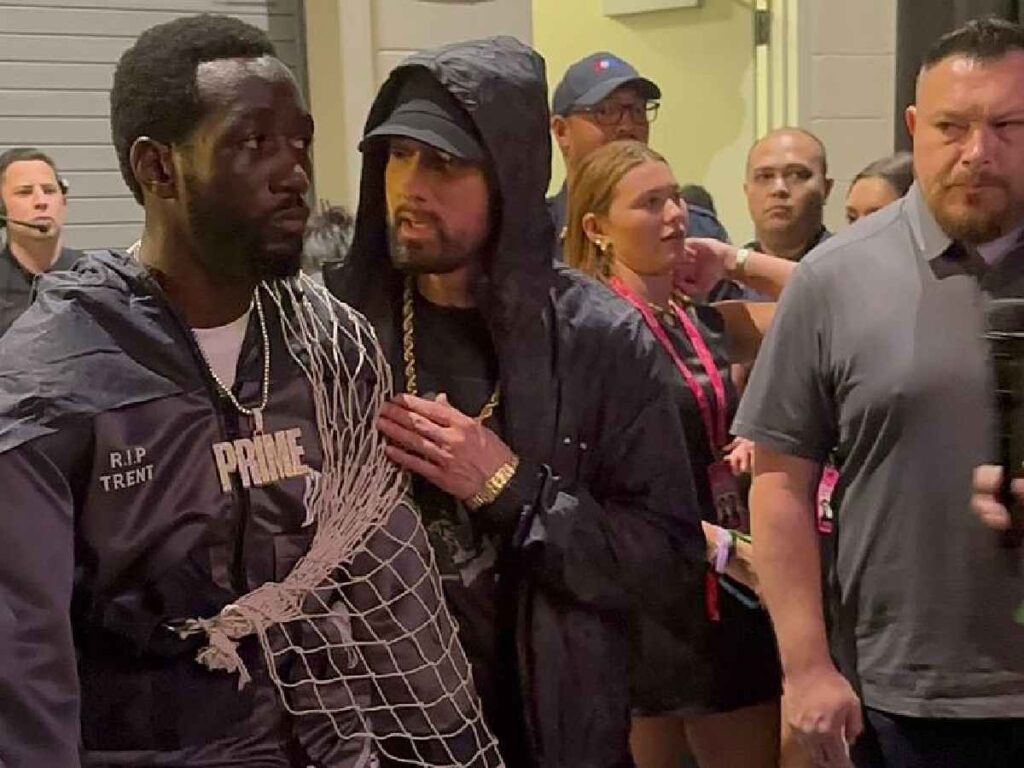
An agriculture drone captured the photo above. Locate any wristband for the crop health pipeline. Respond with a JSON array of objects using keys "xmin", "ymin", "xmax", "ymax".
[
  {"xmin": 465, "ymin": 455, "xmax": 520, "ymax": 510},
  {"xmin": 713, "ymin": 526, "xmax": 733, "ymax": 574},
  {"xmin": 733, "ymin": 247, "xmax": 752, "ymax": 276}
]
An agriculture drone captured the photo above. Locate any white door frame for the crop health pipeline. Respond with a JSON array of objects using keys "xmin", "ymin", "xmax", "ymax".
[{"xmin": 754, "ymin": 0, "xmax": 801, "ymax": 136}]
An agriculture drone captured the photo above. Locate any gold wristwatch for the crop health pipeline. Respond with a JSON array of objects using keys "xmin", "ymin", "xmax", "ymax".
[
  {"xmin": 733, "ymin": 246, "xmax": 752, "ymax": 276},
  {"xmin": 465, "ymin": 455, "xmax": 520, "ymax": 510}
]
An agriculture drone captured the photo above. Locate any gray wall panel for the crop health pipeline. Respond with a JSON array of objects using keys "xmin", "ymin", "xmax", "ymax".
[
  {"xmin": 63, "ymin": 224, "xmax": 142, "ymax": 251},
  {"xmin": 62, "ymin": 171, "xmax": 135, "ymax": 198},
  {"xmin": 22, "ymin": 146, "xmax": 119, "ymax": 171},
  {"xmin": 0, "ymin": 118, "xmax": 110, "ymax": 144},
  {"xmin": 4, "ymin": 0, "xmax": 297, "ymax": 11},
  {"xmin": 1, "ymin": 1, "xmax": 307, "ymax": 251},
  {"xmin": 0, "ymin": 63, "xmax": 114, "ymax": 90},
  {"xmin": 0, "ymin": 92, "xmax": 110, "ymax": 117},
  {"xmin": 0, "ymin": 34, "xmax": 297, "ymax": 66},
  {"xmin": 0, "ymin": 7, "xmax": 297, "ymax": 37},
  {"xmin": 70, "ymin": 198, "xmax": 143, "ymax": 224},
  {"xmin": 0, "ymin": 34, "xmax": 134, "ymax": 64}
]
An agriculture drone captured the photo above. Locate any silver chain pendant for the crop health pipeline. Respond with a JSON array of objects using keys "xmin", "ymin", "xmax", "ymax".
[{"xmin": 252, "ymin": 408, "xmax": 265, "ymax": 435}]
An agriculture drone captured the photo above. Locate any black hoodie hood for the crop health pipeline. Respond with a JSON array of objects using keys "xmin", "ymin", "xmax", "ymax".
[
  {"xmin": 326, "ymin": 36, "xmax": 554, "ymax": 346},
  {"xmin": 327, "ymin": 42, "xmax": 710, "ymax": 768}
]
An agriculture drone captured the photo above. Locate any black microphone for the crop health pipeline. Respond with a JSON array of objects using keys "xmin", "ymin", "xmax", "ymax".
[
  {"xmin": 985, "ymin": 298, "xmax": 1024, "ymax": 548},
  {"xmin": 0, "ymin": 213, "xmax": 50, "ymax": 233}
]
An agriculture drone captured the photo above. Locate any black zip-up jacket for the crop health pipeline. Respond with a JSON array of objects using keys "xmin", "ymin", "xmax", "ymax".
[
  {"xmin": 0, "ymin": 253, "xmax": 377, "ymax": 767},
  {"xmin": 0, "ymin": 244, "xmax": 82, "ymax": 337},
  {"xmin": 325, "ymin": 37, "xmax": 708, "ymax": 768}
]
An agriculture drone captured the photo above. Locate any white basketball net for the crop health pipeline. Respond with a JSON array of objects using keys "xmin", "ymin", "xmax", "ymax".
[{"xmin": 179, "ymin": 276, "xmax": 504, "ymax": 767}]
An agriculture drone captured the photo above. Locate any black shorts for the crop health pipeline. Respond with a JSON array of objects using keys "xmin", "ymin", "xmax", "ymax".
[
  {"xmin": 852, "ymin": 708, "xmax": 1024, "ymax": 768},
  {"xmin": 631, "ymin": 573, "xmax": 782, "ymax": 717},
  {"xmin": 703, "ymin": 576, "xmax": 782, "ymax": 713}
]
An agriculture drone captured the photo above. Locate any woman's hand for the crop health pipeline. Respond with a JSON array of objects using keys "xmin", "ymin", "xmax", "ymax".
[
  {"xmin": 701, "ymin": 521, "xmax": 760, "ymax": 594},
  {"xmin": 724, "ymin": 437, "xmax": 755, "ymax": 475},
  {"xmin": 971, "ymin": 464, "xmax": 1024, "ymax": 530},
  {"xmin": 673, "ymin": 238, "xmax": 737, "ymax": 297}
]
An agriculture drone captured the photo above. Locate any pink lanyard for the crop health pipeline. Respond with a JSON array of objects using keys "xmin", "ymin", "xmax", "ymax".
[{"xmin": 608, "ymin": 277, "xmax": 729, "ymax": 454}]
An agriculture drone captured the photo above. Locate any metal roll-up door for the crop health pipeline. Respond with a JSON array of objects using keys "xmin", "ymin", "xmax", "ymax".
[{"xmin": 0, "ymin": 0, "xmax": 307, "ymax": 250}]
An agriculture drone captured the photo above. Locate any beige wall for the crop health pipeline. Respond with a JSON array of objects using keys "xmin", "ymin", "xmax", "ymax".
[
  {"xmin": 800, "ymin": 0, "xmax": 898, "ymax": 232},
  {"xmin": 305, "ymin": 0, "xmax": 349, "ymax": 207},
  {"xmin": 533, "ymin": 0, "xmax": 756, "ymax": 240},
  {"xmin": 303, "ymin": 0, "xmax": 905, "ymax": 237},
  {"xmin": 306, "ymin": 1, "xmax": 904, "ymax": 238},
  {"xmin": 304, "ymin": 0, "xmax": 531, "ymax": 210},
  {"xmin": 307, "ymin": 1, "xmax": 754, "ymax": 237}
]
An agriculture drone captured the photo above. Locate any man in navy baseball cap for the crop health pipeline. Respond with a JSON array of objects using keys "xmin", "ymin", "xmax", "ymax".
[
  {"xmin": 552, "ymin": 51, "xmax": 660, "ymax": 119},
  {"xmin": 551, "ymin": 52, "xmax": 659, "ymax": 179},
  {"xmin": 547, "ymin": 52, "xmax": 729, "ymax": 252}
]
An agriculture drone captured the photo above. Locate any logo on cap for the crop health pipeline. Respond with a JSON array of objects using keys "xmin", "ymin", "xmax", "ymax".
[{"xmin": 594, "ymin": 57, "xmax": 616, "ymax": 73}]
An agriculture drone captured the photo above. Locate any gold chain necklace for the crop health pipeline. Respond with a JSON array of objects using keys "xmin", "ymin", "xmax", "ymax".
[
  {"xmin": 402, "ymin": 277, "xmax": 500, "ymax": 423},
  {"xmin": 192, "ymin": 286, "xmax": 271, "ymax": 433},
  {"xmin": 646, "ymin": 290, "xmax": 687, "ymax": 322}
]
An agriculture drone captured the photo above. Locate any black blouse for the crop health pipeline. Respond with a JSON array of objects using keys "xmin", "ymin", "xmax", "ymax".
[{"xmin": 655, "ymin": 301, "xmax": 739, "ymax": 527}]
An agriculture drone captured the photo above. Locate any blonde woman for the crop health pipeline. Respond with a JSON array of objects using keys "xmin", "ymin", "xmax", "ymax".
[{"xmin": 564, "ymin": 140, "xmax": 796, "ymax": 768}]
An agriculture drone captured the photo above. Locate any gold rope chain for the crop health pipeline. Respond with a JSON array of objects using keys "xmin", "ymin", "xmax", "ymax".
[{"xmin": 402, "ymin": 277, "xmax": 500, "ymax": 423}]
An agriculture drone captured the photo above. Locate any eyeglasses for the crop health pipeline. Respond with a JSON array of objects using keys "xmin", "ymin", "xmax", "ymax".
[{"xmin": 575, "ymin": 100, "xmax": 660, "ymax": 127}]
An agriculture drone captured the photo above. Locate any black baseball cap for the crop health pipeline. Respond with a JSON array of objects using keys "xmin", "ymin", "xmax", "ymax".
[
  {"xmin": 552, "ymin": 52, "xmax": 660, "ymax": 117},
  {"xmin": 361, "ymin": 75, "xmax": 485, "ymax": 162}
]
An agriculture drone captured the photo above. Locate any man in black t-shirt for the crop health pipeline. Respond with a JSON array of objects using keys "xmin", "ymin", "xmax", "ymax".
[
  {"xmin": 712, "ymin": 127, "xmax": 833, "ymax": 302},
  {"xmin": 546, "ymin": 52, "xmax": 730, "ymax": 257},
  {"xmin": 327, "ymin": 38, "xmax": 707, "ymax": 768},
  {"xmin": 0, "ymin": 147, "xmax": 80, "ymax": 336},
  {"xmin": 743, "ymin": 127, "xmax": 832, "ymax": 263}
]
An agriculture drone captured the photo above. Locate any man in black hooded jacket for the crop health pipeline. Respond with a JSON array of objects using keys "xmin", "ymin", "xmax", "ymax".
[
  {"xmin": 325, "ymin": 37, "xmax": 708, "ymax": 768},
  {"xmin": 0, "ymin": 15, "xmax": 388, "ymax": 767}
]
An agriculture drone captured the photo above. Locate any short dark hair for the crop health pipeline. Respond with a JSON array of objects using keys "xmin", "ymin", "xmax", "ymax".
[
  {"xmin": 680, "ymin": 184, "xmax": 717, "ymax": 216},
  {"xmin": 748, "ymin": 126, "xmax": 829, "ymax": 178},
  {"xmin": 0, "ymin": 147, "xmax": 64, "ymax": 192},
  {"xmin": 110, "ymin": 14, "xmax": 275, "ymax": 203},
  {"xmin": 852, "ymin": 151, "xmax": 914, "ymax": 198},
  {"xmin": 922, "ymin": 16, "xmax": 1024, "ymax": 72}
]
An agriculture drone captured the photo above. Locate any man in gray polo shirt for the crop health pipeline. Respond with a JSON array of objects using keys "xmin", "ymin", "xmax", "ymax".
[{"xmin": 734, "ymin": 18, "xmax": 1024, "ymax": 768}]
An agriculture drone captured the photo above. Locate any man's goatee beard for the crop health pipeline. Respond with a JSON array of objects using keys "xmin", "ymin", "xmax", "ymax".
[{"xmin": 387, "ymin": 225, "xmax": 476, "ymax": 276}]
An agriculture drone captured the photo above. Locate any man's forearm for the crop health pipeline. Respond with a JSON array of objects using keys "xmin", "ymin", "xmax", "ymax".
[
  {"xmin": 750, "ymin": 474, "xmax": 833, "ymax": 677},
  {"xmin": 729, "ymin": 249, "xmax": 796, "ymax": 300},
  {"xmin": 713, "ymin": 301, "xmax": 777, "ymax": 364}
]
